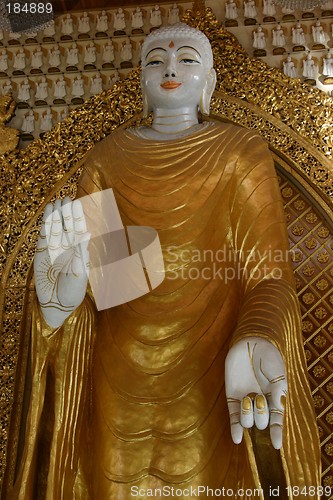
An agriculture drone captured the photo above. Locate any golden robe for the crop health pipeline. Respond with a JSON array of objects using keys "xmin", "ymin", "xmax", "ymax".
[{"xmin": 14, "ymin": 122, "xmax": 321, "ymax": 499}]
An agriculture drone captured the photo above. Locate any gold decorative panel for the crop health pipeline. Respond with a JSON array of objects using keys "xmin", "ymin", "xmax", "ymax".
[{"xmin": 278, "ymin": 170, "xmax": 333, "ymax": 493}]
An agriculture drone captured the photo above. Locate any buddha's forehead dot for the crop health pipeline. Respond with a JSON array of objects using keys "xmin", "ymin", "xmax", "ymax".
[{"xmin": 169, "ymin": 41, "xmax": 175, "ymax": 48}]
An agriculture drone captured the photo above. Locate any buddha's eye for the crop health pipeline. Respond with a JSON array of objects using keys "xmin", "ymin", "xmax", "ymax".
[
  {"xmin": 146, "ymin": 60, "xmax": 163, "ymax": 67},
  {"xmin": 180, "ymin": 58, "xmax": 199, "ymax": 64}
]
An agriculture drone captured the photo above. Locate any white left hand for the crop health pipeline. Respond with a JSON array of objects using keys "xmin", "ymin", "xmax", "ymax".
[{"xmin": 225, "ymin": 337, "xmax": 287, "ymax": 449}]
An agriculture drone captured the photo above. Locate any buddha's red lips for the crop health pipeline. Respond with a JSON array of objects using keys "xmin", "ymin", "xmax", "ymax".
[{"xmin": 160, "ymin": 81, "xmax": 182, "ymax": 89}]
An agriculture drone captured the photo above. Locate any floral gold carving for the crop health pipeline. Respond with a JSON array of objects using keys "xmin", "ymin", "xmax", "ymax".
[
  {"xmin": 317, "ymin": 251, "xmax": 330, "ymax": 264},
  {"xmin": 316, "ymin": 279, "xmax": 329, "ymax": 290},
  {"xmin": 302, "ymin": 292, "xmax": 315, "ymax": 304},
  {"xmin": 302, "ymin": 320, "xmax": 314, "ymax": 333},
  {"xmin": 282, "ymin": 187, "xmax": 294, "ymax": 198},
  {"xmin": 305, "ymin": 212, "xmax": 318, "ymax": 223},
  {"xmin": 313, "ymin": 365, "xmax": 326, "ymax": 378},
  {"xmin": 302, "ymin": 265, "xmax": 315, "ymax": 277},
  {"xmin": 291, "ymin": 250, "xmax": 303, "ymax": 263},
  {"xmin": 294, "ymin": 199, "xmax": 306, "ymax": 211},
  {"xmin": 314, "ymin": 307, "xmax": 328, "ymax": 319},
  {"xmin": 305, "ymin": 349, "xmax": 312, "ymax": 362},
  {"xmin": 324, "ymin": 443, "xmax": 333, "ymax": 457},
  {"xmin": 323, "ymin": 475, "xmax": 333, "ymax": 486},
  {"xmin": 0, "ymin": 95, "xmax": 19, "ymax": 155},
  {"xmin": 326, "ymin": 382, "xmax": 333, "ymax": 395},
  {"xmin": 313, "ymin": 395, "xmax": 325, "ymax": 408},
  {"xmin": 314, "ymin": 335, "xmax": 327, "ymax": 347},
  {"xmin": 305, "ymin": 237, "xmax": 317, "ymax": 249},
  {"xmin": 317, "ymin": 227, "xmax": 330, "ymax": 238}
]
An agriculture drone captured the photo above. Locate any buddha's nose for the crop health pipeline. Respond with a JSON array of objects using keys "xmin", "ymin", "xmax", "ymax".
[{"xmin": 164, "ymin": 60, "xmax": 177, "ymax": 78}]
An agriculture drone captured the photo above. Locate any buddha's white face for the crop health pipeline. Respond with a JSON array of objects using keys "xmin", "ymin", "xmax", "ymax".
[{"xmin": 142, "ymin": 37, "xmax": 210, "ymax": 111}]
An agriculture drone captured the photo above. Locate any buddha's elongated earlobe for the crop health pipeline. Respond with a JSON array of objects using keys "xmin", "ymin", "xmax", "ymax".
[
  {"xmin": 141, "ymin": 71, "xmax": 151, "ymax": 118},
  {"xmin": 142, "ymin": 90, "xmax": 150, "ymax": 118},
  {"xmin": 199, "ymin": 68, "xmax": 217, "ymax": 116}
]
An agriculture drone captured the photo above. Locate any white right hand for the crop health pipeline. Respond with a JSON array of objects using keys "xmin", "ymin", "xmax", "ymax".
[
  {"xmin": 34, "ymin": 196, "xmax": 90, "ymax": 328},
  {"xmin": 225, "ymin": 337, "xmax": 287, "ymax": 450}
]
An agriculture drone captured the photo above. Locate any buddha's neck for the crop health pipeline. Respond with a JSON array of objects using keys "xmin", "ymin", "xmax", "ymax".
[{"xmin": 151, "ymin": 107, "xmax": 198, "ymax": 135}]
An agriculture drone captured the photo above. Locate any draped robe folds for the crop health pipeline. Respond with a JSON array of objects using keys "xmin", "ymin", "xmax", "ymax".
[{"xmin": 14, "ymin": 122, "xmax": 321, "ymax": 499}]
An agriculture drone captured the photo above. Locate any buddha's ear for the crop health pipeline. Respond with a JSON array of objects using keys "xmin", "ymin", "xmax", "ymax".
[
  {"xmin": 199, "ymin": 68, "xmax": 217, "ymax": 116},
  {"xmin": 140, "ymin": 70, "xmax": 150, "ymax": 119}
]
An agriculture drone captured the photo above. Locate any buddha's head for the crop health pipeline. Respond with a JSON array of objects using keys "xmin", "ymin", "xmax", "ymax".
[{"xmin": 141, "ymin": 23, "xmax": 216, "ymax": 117}]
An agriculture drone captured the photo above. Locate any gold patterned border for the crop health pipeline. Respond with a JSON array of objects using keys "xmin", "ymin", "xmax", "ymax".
[{"xmin": 277, "ymin": 167, "xmax": 333, "ymax": 493}]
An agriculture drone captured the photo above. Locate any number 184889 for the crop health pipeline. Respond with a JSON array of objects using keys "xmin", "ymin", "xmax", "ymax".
[{"xmin": 6, "ymin": 3, "xmax": 53, "ymax": 14}]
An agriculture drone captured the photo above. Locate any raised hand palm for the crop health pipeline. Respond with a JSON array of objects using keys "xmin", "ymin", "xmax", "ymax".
[{"xmin": 34, "ymin": 197, "xmax": 90, "ymax": 328}]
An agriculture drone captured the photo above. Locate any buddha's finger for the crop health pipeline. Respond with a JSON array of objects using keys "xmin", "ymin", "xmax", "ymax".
[
  {"xmin": 227, "ymin": 398, "xmax": 243, "ymax": 444},
  {"xmin": 73, "ymin": 200, "xmax": 89, "ymax": 247},
  {"xmin": 269, "ymin": 386, "xmax": 286, "ymax": 450},
  {"xmin": 270, "ymin": 420, "xmax": 283, "ymax": 450},
  {"xmin": 62, "ymin": 196, "xmax": 74, "ymax": 248},
  {"xmin": 254, "ymin": 394, "xmax": 269, "ymax": 430},
  {"xmin": 37, "ymin": 203, "xmax": 53, "ymax": 251},
  {"xmin": 72, "ymin": 200, "xmax": 90, "ymax": 275},
  {"xmin": 48, "ymin": 200, "xmax": 62, "ymax": 253},
  {"xmin": 73, "ymin": 202, "xmax": 90, "ymax": 265},
  {"xmin": 71, "ymin": 243, "xmax": 90, "ymax": 277},
  {"xmin": 240, "ymin": 396, "xmax": 254, "ymax": 429}
]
